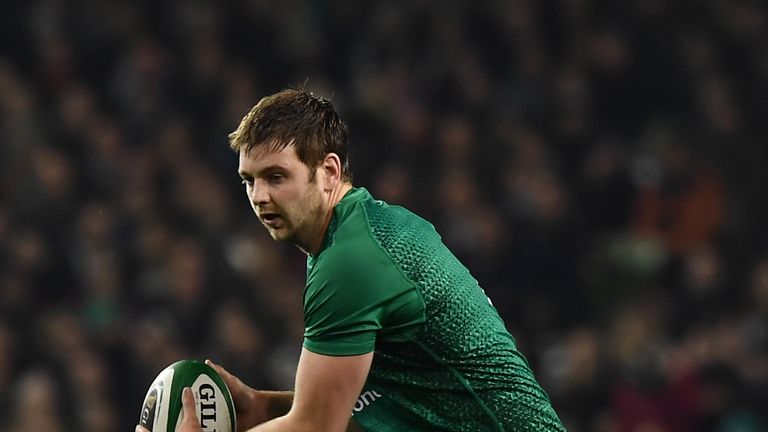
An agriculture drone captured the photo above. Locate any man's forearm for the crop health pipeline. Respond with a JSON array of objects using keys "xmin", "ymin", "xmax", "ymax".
[
  {"xmin": 249, "ymin": 390, "xmax": 364, "ymax": 432},
  {"xmin": 246, "ymin": 416, "xmax": 364, "ymax": 432}
]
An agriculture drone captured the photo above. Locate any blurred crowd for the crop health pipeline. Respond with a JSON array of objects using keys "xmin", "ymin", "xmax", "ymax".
[{"xmin": 2, "ymin": 1, "xmax": 768, "ymax": 431}]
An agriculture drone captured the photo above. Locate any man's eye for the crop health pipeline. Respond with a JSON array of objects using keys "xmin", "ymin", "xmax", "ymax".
[
  {"xmin": 268, "ymin": 174, "xmax": 284, "ymax": 183},
  {"xmin": 241, "ymin": 179, "xmax": 253, "ymax": 186}
]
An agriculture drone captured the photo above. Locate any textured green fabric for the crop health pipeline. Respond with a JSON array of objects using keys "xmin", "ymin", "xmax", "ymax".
[{"xmin": 304, "ymin": 188, "xmax": 564, "ymax": 431}]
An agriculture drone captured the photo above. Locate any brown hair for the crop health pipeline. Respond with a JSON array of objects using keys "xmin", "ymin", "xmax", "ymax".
[{"xmin": 228, "ymin": 88, "xmax": 352, "ymax": 182}]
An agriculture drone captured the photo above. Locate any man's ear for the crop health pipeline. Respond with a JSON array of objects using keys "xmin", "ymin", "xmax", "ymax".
[{"xmin": 321, "ymin": 153, "xmax": 343, "ymax": 188}]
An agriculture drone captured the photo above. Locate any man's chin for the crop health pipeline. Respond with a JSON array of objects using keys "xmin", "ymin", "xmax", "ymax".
[{"xmin": 265, "ymin": 226, "xmax": 291, "ymax": 242}]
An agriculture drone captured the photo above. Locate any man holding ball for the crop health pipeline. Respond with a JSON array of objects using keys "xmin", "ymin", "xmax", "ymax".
[{"xmin": 138, "ymin": 89, "xmax": 564, "ymax": 432}]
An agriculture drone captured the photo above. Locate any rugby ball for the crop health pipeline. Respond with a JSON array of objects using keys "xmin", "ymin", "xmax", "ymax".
[{"xmin": 139, "ymin": 359, "xmax": 236, "ymax": 432}]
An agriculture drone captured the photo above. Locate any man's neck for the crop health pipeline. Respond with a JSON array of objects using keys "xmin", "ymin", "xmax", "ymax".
[{"xmin": 303, "ymin": 182, "xmax": 353, "ymax": 256}]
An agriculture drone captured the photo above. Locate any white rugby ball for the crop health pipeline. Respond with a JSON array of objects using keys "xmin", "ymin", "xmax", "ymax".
[{"xmin": 139, "ymin": 359, "xmax": 237, "ymax": 432}]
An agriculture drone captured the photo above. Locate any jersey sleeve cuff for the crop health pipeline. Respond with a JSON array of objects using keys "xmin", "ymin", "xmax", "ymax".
[{"xmin": 303, "ymin": 337, "xmax": 376, "ymax": 356}]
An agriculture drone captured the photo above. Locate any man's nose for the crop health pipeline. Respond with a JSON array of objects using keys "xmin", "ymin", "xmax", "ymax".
[{"xmin": 249, "ymin": 182, "xmax": 270, "ymax": 206}]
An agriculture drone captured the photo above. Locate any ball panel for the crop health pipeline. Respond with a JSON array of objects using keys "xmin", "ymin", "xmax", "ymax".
[
  {"xmin": 173, "ymin": 374, "xmax": 234, "ymax": 432},
  {"xmin": 200, "ymin": 364, "xmax": 237, "ymax": 432},
  {"xmin": 140, "ymin": 367, "xmax": 175, "ymax": 432}
]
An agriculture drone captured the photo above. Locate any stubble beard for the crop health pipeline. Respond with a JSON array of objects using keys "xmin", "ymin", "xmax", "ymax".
[{"xmin": 269, "ymin": 182, "xmax": 326, "ymax": 251}]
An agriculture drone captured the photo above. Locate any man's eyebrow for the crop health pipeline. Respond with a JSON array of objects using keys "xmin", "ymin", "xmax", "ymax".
[{"xmin": 239, "ymin": 165, "xmax": 286, "ymax": 178}]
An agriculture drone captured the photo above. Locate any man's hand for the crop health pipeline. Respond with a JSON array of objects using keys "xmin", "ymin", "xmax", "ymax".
[
  {"xmin": 205, "ymin": 360, "xmax": 268, "ymax": 431},
  {"xmin": 135, "ymin": 388, "xmax": 201, "ymax": 432}
]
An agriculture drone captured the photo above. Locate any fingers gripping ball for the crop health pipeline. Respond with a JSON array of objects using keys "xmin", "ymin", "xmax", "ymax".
[{"xmin": 140, "ymin": 359, "xmax": 237, "ymax": 432}]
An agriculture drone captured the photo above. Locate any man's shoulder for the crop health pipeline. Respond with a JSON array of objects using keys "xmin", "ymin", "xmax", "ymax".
[
  {"xmin": 309, "ymin": 215, "xmax": 390, "ymax": 287},
  {"xmin": 307, "ymin": 203, "xmax": 424, "ymax": 294},
  {"xmin": 339, "ymin": 188, "xmax": 430, "ymax": 228}
]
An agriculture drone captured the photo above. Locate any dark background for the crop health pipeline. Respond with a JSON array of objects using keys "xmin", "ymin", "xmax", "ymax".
[{"xmin": 2, "ymin": 1, "xmax": 768, "ymax": 431}]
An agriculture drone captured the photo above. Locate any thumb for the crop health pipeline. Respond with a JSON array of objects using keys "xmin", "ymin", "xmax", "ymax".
[{"xmin": 180, "ymin": 387, "xmax": 200, "ymax": 429}]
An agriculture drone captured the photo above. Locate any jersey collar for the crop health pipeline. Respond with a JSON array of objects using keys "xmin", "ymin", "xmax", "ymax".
[{"xmin": 313, "ymin": 186, "xmax": 369, "ymax": 257}]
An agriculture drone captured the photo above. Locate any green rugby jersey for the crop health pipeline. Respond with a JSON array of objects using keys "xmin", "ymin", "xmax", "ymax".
[{"xmin": 304, "ymin": 188, "xmax": 564, "ymax": 431}]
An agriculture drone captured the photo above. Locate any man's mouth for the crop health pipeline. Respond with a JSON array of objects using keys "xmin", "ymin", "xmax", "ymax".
[{"xmin": 260, "ymin": 212, "xmax": 281, "ymax": 226}]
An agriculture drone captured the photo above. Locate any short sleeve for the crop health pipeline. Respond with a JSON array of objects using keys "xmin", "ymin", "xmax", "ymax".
[{"xmin": 303, "ymin": 239, "xmax": 423, "ymax": 356}]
